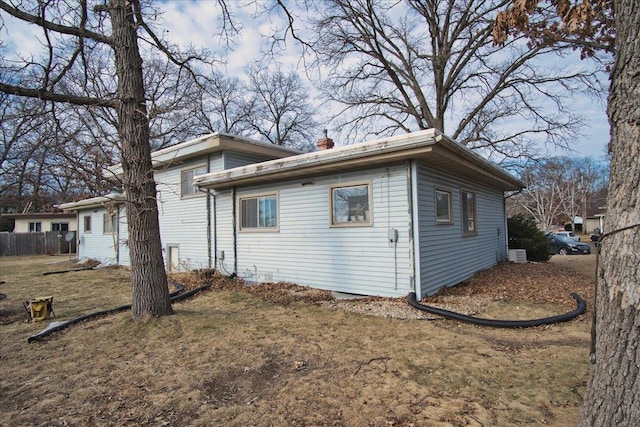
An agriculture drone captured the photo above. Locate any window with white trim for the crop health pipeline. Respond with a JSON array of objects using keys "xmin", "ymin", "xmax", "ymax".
[
  {"xmin": 239, "ymin": 194, "xmax": 278, "ymax": 230},
  {"xmin": 83, "ymin": 216, "xmax": 92, "ymax": 232},
  {"xmin": 435, "ymin": 189, "xmax": 452, "ymax": 224},
  {"xmin": 181, "ymin": 165, "xmax": 207, "ymax": 197},
  {"xmin": 461, "ymin": 190, "xmax": 477, "ymax": 235},
  {"xmin": 103, "ymin": 213, "xmax": 117, "ymax": 234},
  {"xmin": 330, "ymin": 183, "xmax": 372, "ymax": 226},
  {"xmin": 28, "ymin": 222, "xmax": 42, "ymax": 232}
]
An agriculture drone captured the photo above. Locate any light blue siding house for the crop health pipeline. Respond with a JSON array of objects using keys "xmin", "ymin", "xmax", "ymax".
[
  {"xmin": 60, "ymin": 133, "xmax": 299, "ymax": 269},
  {"xmin": 62, "ymin": 129, "xmax": 523, "ymax": 299},
  {"xmin": 196, "ymin": 129, "xmax": 524, "ymax": 299}
]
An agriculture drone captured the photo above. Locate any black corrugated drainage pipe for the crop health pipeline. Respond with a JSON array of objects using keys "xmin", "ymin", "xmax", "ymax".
[
  {"xmin": 407, "ymin": 292, "xmax": 586, "ymax": 328},
  {"xmin": 42, "ymin": 266, "xmax": 96, "ymax": 276},
  {"xmin": 27, "ymin": 282, "xmax": 210, "ymax": 343}
]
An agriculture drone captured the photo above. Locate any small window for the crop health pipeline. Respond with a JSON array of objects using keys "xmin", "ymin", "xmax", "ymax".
[
  {"xmin": 28, "ymin": 222, "xmax": 42, "ymax": 232},
  {"xmin": 83, "ymin": 216, "xmax": 92, "ymax": 232},
  {"xmin": 181, "ymin": 165, "xmax": 208, "ymax": 197},
  {"xmin": 461, "ymin": 190, "xmax": 477, "ymax": 235},
  {"xmin": 435, "ymin": 189, "xmax": 452, "ymax": 224},
  {"xmin": 51, "ymin": 222, "xmax": 69, "ymax": 232},
  {"xmin": 103, "ymin": 213, "xmax": 117, "ymax": 234},
  {"xmin": 330, "ymin": 183, "xmax": 372, "ymax": 226},
  {"xmin": 239, "ymin": 194, "xmax": 278, "ymax": 231}
]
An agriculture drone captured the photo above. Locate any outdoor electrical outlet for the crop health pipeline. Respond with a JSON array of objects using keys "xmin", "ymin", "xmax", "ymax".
[{"xmin": 388, "ymin": 228, "xmax": 398, "ymax": 243}]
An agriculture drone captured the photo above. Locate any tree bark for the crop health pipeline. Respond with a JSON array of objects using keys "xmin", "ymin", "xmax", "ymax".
[
  {"xmin": 578, "ymin": 0, "xmax": 640, "ymax": 424},
  {"xmin": 109, "ymin": 0, "xmax": 172, "ymax": 319}
]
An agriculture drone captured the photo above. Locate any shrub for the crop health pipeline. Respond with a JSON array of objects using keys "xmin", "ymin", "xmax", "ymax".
[{"xmin": 507, "ymin": 215, "xmax": 551, "ymax": 262}]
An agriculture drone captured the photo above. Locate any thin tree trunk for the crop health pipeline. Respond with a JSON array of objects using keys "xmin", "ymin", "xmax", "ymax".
[
  {"xmin": 109, "ymin": 0, "xmax": 172, "ymax": 319},
  {"xmin": 578, "ymin": 0, "xmax": 640, "ymax": 424}
]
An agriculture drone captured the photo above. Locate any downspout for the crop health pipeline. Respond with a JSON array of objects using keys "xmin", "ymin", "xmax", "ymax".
[
  {"xmin": 116, "ymin": 205, "xmax": 120, "ymax": 265},
  {"xmin": 408, "ymin": 160, "xmax": 422, "ymax": 300},
  {"xmin": 503, "ymin": 189, "xmax": 522, "ymax": 261},
  {"xmin": 206, "ymin": 153, "xmax": 212, "ymax": 269},
  {"xmin": 502, "ymin": 194, "xmax": 508, "ymax": 261},
  {"xmin": 232, "ymin": 186, "xmax": 238, "ymax": 275},
  {"xmin": 75, "ymin": 211, "xmax": 80, "ymax": 260}
]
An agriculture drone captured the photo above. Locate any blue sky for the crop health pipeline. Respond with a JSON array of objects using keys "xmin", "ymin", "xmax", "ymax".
[
  {"xmin": 156, "ymin": 0, "xmax": 611, "ymax": 159},
  {"xmin": 2, "ymin": 0, "xmax": 611, "ymax": 159}
]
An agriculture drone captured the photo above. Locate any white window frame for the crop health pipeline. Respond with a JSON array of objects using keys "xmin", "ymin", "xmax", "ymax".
[
  {"xmin": 103, "ymin": 213, "xmax": 118, "ymax": 234},
  {"xmin": 28, "ymin": 221, "xmax": 42, "ymax": 232},
  {"xmin": 461, "ymin": 190, "xmax": 477, "ymax": 235},
  {"xmin": 83, "ymin": 216, "xmax": 92, "ymax": 233},
  {"xmin": 181, "ymin": 164, "xmax": 208, "ymax": 198},
  {"xmin": 435, "ymin": 188, "xmax": 453, "ymax": 224},
  {"xmin": 329, "ymin": 181, "xmax": 373, "ymax": 227},
  {"xmin": 238, "ymin": 192, "xmax": 279, "ymax": 232}
]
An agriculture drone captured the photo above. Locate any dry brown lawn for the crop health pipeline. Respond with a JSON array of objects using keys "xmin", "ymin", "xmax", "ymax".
[{"xmin": 0, "ymin": 253, "xmax": 596, "ymax": 426}]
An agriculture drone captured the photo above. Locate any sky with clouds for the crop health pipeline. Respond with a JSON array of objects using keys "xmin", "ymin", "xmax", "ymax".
[
  {"xmin": 1, "ymin": 0, "xmax": 610, "ymax": 159},
  {"xmin": 155, "ymin": 0, "xmax": 610, "ymax": 159}
]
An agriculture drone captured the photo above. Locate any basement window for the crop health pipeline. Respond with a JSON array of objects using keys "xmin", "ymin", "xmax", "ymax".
[{"xmin": 330, "ymin": 182, "xmax": 372, "ymax": 226}]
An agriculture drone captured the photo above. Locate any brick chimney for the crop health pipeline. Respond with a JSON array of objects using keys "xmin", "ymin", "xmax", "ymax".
[{"xmin": 317, "ymin": 129, "xmax": 334, "ymax": 150}]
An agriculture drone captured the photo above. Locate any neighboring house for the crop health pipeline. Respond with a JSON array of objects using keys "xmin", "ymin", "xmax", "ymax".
[
  {"xmin": 60, "ymin": 133, "xmax": 299, "ymax": 268},
  {"xmin": 61, "ymin": 129, "xmax": 524, "ymax": 299},
  {"xmin": 59, "ymin": 194, "xmax": 127, "ymax": 265},
  {"xmin": 3, "ymin": 212, "xmax": 77, "ymax": 233},
  {"xmin": 196, "ymin": 129, "xmax": 524, "ymax": 299}
]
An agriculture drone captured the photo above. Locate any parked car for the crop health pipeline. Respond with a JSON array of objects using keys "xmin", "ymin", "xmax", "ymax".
[
  {"xmin": 548, "ymin": 235, "xmax": 591, "ymax": 255},
  {"xmin": 553, "ymin": 231, "xmax": 580, "ymax": 241}
]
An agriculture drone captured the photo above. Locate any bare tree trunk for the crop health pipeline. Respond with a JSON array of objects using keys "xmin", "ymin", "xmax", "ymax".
[
  {"xmin": 109, "ymin": 0, "xmax": 172, "ymax": 319},
  {"xmin": 579, "ymin": 0, "xmax": 640, "ymax": 424}
]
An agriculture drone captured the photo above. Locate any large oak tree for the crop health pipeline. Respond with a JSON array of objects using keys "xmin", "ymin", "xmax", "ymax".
[
  {"xmin": 0, "ymin": 0, "xmax": 196, "ymax": 319},
  {"xmin": 496, "ymin": 1, "xmax": 639, "ymax": 424},
  {"xmin": 305, "ymin": 0, "xmax": 606, "ymax": 160}
]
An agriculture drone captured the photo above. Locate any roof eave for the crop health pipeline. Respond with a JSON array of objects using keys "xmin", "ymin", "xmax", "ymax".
[
  {"xmin": 196, "ymin": 130, "xmax": 440, "ymax": 191},
  {"xmin": 59, "ymin": 194, "xmax": 126, "ymax": 211},
  {"xmin": 108, "ymin": 133, "xmax": 301, "ymax": 176}
]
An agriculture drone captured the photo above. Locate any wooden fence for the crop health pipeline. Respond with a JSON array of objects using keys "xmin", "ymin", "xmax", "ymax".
[{"xmin": 0, "ymin": 231, "xmax": 76, "ymax": 257}]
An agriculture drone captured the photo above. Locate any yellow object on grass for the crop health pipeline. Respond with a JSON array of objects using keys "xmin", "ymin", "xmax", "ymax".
[{"xmin": 28, "ymin": 296, "xmax": 54, "ymax": 322}]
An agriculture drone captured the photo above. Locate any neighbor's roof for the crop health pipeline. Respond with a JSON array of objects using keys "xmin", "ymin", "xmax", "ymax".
[
  {"xmin": 58, "ymin": 193, "xmax": 126, "ymax": 211},
  {"xmin": 2, "ymin": 212, "xmax": 76, "ymax": 219},
  {"xmin": 195, "ymin": 129, "xmax": 525, "ymax": 191},
  {"xmin": 108, "ymin": 133, "xmax": 301, "ymax": 176}
]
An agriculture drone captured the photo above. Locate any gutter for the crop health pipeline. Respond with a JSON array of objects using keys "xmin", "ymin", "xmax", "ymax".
[{"xmin": 196, "ymin": 130, "xmax": 440, "ymax": 190}]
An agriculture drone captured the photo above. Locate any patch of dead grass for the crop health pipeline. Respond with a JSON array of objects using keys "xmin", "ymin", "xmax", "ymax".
[{"xmin": 0, "ymin": 255, "xmax": 594, "ymax": 426}]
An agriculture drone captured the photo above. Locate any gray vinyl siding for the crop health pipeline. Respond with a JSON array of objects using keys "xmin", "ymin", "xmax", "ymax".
[
  {"xmin": 217, "ymin": 164, "xmax": 412, "ymax": 297},
  {"xmin": 153, "ymin": 156, "xmax": 221, "ymax": 270},
  {"xmin": 416, "ymin": 162, "xmax": 508, "ymax": 297},
  {"xmin": 213, "ymin": 190, "xmax": 236, "ymax": 275},
  {"xmin": 223, "ymin": 151, "xmax": 277, "ymax": 169}
]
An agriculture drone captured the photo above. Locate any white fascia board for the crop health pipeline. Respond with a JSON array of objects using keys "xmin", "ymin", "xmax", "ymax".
[
  {"xmin": 59, "ymin": 193, "xmax": 126, "ymax": 211},
  {"xmin": 108, "ymin": 133, "xmax": 301, "ymax": 176},
  {"xmin": 195, "ymin": 129, "xmax": 440, "ymax": 190},
  {"xmin": 434, "ymin": 134, "xmax": 525, "ymax": 189}
]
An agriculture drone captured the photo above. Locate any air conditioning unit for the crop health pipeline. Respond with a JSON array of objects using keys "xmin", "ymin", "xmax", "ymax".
[{"xmin": 508, "ymin": 249, "xmax": 527, "ymax": 263}]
